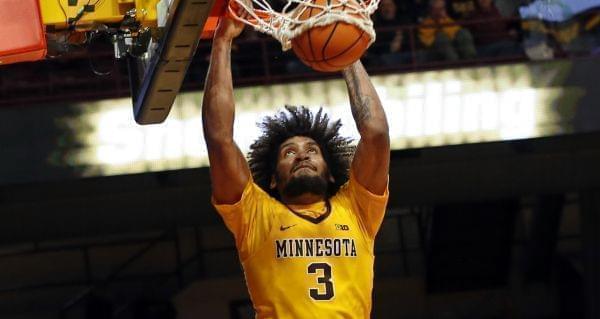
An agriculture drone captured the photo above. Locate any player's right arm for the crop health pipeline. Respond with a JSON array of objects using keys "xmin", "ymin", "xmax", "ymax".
[{"xmin": 202, "ymin": 17, "xmax": 251, "ymax": 204}]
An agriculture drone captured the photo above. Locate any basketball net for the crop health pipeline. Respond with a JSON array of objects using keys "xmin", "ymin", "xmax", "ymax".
[{"xmin": 227, "ymin": 0, "xmax": 379, "ymax": 51}]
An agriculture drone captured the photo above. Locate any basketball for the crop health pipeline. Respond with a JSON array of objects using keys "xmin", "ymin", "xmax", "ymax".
[{"xmin": 291, "ymin": 0, "xmax": 372, "ymax": 72}]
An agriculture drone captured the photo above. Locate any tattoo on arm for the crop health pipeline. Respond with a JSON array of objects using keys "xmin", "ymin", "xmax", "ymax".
[{"xmin": 345, "ymin": 65, "xmax": 372, "ymax": 130}]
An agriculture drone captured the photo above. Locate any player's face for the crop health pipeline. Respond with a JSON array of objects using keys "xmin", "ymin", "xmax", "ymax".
[{"xmin": 271, "ymin": 136, "xmax": 333, "ymax": 197}]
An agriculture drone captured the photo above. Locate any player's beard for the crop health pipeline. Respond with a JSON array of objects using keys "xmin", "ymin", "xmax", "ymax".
[{"xmin": 282, "ymin": 174, "xmax": 328, "ymax": 198}]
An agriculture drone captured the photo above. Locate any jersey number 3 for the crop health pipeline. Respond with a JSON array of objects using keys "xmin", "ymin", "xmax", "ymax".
[{"xmin": 308, "ymin": 263, "xmax": 334, "ymax": 300}]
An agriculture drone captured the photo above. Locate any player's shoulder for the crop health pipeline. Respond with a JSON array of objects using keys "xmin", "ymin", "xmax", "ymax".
[
  {"xmin": 219, "ymin": 179, "xmax": 278, "ymax": 208},
  {"xmin": 330, "ymin": 180, "xmax": 352, "ymax": 207},
  {"xmin": 247, "ymin": 181, "xmax": 289, "ymax": 211}
]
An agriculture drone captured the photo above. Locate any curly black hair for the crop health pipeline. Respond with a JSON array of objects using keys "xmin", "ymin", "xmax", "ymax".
[{"xmin": 248, "ymin": 105, "xmax": 355, "ymax": 198}]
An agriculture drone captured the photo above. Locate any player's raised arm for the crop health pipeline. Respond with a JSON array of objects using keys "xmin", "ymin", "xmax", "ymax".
[
  {"xmin": 341, "ymin": 60, "xmax": 390, "ymax": 195},
  {"xmin": 202, "ymin": 16, "xmax": 251, "ymax": 204}
]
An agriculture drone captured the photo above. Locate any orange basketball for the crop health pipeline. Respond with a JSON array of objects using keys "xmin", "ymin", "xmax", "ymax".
[{"xmin": 291, "ymin": 0, "xmax": 372, "ymax": 72}]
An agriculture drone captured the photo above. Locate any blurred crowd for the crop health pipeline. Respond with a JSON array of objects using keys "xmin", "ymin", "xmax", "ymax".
[
  {"xmin": 366, "ymin": 0, "xmax": 600, "ymax": 67},
  {"xmin": 368, "ymin": 0, "xmax": 518, "ymax": 65},
  {"xmin": 3, "ymin": 1, "xmax": 598, "ymax": 107},
  {"xmin": 194, "ymin": 0, "xmax": 600, "ymax": 78}
]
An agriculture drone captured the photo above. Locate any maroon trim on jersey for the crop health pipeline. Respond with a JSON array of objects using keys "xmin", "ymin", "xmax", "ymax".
[{"xmin": 285, "ymin": 200, "xmax": 332, "ymax": 224}]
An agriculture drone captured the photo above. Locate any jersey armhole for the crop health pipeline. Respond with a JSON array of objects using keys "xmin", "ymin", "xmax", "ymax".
[{"xmin": 347, "ymin": 170, "xmax": 389, "ymax": 242}]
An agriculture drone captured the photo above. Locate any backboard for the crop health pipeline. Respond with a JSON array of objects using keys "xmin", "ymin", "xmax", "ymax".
[{"xmin": 129, "ymin": 0, "xmax": 225, "ymax": 125}]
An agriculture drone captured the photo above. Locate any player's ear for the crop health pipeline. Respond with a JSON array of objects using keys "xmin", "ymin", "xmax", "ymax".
[
  {"xmin": 270, "ymin": 174, "xmax": 277, "ymax": 189},
  {"xmin": 328, "ymin": 172, "xmax": 335, "ymax": 184}
]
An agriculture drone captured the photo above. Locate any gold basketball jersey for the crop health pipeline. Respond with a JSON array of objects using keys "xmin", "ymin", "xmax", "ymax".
[{"xmin": 214, "ymin": 173, "xmax": 388, "ymax": 318}]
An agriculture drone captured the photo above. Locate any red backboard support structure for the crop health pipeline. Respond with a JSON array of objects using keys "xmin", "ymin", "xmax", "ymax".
[{"xmin": 0, "ymin": 0, "xmax": 47, "ymax": 65}]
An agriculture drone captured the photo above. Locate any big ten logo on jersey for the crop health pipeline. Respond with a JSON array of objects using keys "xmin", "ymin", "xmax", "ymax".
[{"xmin": 335, "ymin": 224, "xmax": 350, "ymax": 231}]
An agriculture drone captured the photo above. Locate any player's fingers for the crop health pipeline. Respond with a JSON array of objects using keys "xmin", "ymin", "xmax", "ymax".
[
  {"xmin": 240, "ymin": 9, "xmax": 251, "ymax": 21},
  {"xmin": 228, "ymin": 0, "xmax": 256, "ymax": 24},
  {"xmin": 238, "ymin": 0, "xmax": 253, "ymax": 18},
  {"xmin": 226, "ymin": 0, "xmax": 242, "ymax": 19},
  {"xmin": 232, "ymin": 0, "xmax": 245, "ymax": 16}
]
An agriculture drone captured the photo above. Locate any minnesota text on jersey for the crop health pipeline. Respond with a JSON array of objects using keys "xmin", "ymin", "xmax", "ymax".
[{"xmin": 275, "ymin": 238, "xmax": 357, "ymax": 258}]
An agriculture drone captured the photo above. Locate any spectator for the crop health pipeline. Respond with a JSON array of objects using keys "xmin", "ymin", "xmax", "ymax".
[
  {"xmin": 554, "ymin": 12, "xmax": 600, "ymax": 56},
  {"xmin": 387, "ymin": 0, "xmax": 420, "ymax": 26},
  {"xmin": 468, "ymin": 0, "xmax": 522, "ymax": 57},
  {"xmin": 418, "ymin": 0, "xmax": 477, "ymax": 61},
  {"xmin": 413, "ymin": 0, "xmax": 430, "ymax": 20},
  {"xmin": 521, "ymin": 20, "xmax": 555, "ymax": 60},
  {"xmin": 368, "ymin": 0, "xmax": 413, "ymax": 67},
  {"xmin": 585, "ymin": 12, "xmax": 600, "ymax": 55},
  {"xmin": 446, "ymin": 0, "xmax": 478, "ymax": 20},
  {"xmin": 521, "ymin": 11, "xmax": 600, "ymax": 59}
]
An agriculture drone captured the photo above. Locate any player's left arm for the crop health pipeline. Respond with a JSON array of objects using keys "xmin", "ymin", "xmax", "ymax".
[{"xmin": 341, "ymin": 60, "xmax": 390, "ymax": 195}]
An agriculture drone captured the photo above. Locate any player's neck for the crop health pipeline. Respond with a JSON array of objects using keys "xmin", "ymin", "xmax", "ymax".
[{"xmin": 281, "ymin": 192, "xmax": 326, "ymax": 206}]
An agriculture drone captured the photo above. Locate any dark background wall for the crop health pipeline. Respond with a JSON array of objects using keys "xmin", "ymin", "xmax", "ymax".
[{"xmin": 0, "ymin": 57, "xmax": 599, "ymax": 319}]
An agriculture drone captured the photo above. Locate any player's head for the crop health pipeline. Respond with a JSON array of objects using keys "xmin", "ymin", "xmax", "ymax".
[{"xmin": 248, "ymin": 106, "xmax": 354, "ymax": 200}]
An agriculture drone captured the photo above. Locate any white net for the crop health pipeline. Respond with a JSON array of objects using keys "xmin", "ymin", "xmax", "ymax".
[{"xmin": 228, "ymin": 0, "xmax": 379, "ymax": 51}]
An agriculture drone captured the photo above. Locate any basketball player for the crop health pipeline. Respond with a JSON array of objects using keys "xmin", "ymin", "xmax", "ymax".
[{"xmin": 201, "ymin": 11, "xmax": 390, "ymax": 318}]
